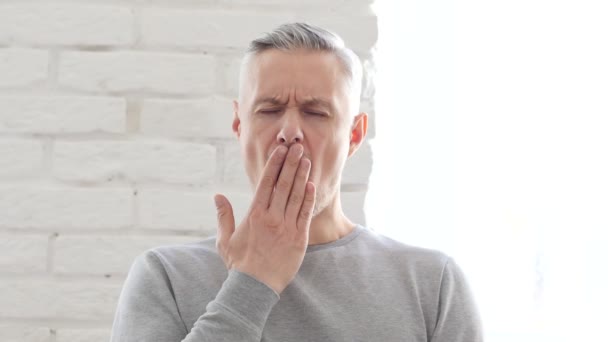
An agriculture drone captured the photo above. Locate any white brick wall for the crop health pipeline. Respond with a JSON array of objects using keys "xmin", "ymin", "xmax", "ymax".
[
  {"xmin": 58, "ymin": 51, "xmax": 216, "ymax": 94},
  {"xmin": 56, "ymin": 328, "xmax": 111, "ymax": 342},
  {"xmin": 0, "ymin": 324, "xmax": 51, "ymax": 342},
  {"xmin": 0, "ymin": 186, "xmax": 132, "ymax": 229},
  {"xmin": 54, "ymin": 140, "xmax": 217, "ymax": 184},
  {"xmin": 0, "ymin": 49, "xmax": 48, "ymax": 87},
  {"xmin": 0, "ymin": 5, "xmax": 134, "ymax": 46},
  {"xmin": 140, "ymin": 10, "xmax": 291, "ymax": 49},
  {"xmin": 0, "ymin": 278, "xmax": 121, "ymax": 319},
  {"xmin": 0, "ymin": 234, "xmax": 48, "ymax": 273},
  {"xmin": 54, "ymin": 235, "xmax": 196, "ymax": 275},
  {"xmin": 0, "ymin": 140, "xmax": 44, "ymax": 178},
  {"xmin": 0, "ymin": 96, "xmax": 126, "ymax": 133},
  {"xmin": 0, "ymin": 1, "xmax": 376, "ymax": 338},
  {"xmin": 140, "ymin": 97, "xmax": 234, "ymax": 138}
]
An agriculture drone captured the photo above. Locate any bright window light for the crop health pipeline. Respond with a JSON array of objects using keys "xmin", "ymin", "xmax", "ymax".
[{"xmin": 368, "ymin": 1, "xmax": 608, "ymax": 340}]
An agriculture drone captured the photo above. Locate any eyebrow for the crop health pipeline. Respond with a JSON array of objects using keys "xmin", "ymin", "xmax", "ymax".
[
  {"xmin": 253, "ymin": 96, "xmax": 335, "ymax": 112},
  {"xmin": 300, "ymin": 97, "xmax": 335, "ymax": 111},
  {"xmin": 252, "ymin": 97, "xmax": 286, "ymax": 108}
]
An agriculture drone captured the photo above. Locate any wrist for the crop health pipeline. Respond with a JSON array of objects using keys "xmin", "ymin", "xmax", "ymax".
[{"xmin": 233, "ymin": 266, "xmax": 287, "ymax": 294}]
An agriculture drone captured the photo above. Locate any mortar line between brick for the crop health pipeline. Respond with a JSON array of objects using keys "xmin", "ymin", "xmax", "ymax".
[
  {"xmin": 48, "ymin": 49, "xmax": 59, "ymax": 88},
  {"xmin": 50, "ymin": 327, "xmax": 57, "ymax": 342},
  {"xmin": 47, "ymin": 232, "xmax": 58, "ymax": 274},
  {"xmin": 42, "ymin": 137, "xmax": 54, "ymax": 181},
  {"xmin": 133, "ymin": 2, "xmax": 143, "ymax": 48},
  {"xmin": 132, "ymin": 184, "xmax": 139, "ymax": 230}
]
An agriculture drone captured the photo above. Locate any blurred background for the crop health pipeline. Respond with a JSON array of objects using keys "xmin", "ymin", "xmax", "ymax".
[{"xmin": 1, "ymin": 0, "xmax": 606, "ymax": 341}]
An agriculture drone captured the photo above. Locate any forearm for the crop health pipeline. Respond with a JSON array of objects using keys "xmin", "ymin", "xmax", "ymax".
[
  {"xmin": 111, "ymin": 253, "xmax": 279, "ymax": 342},
  {"xmin": 182, "ymin": 270, "xmax": 279, "ymax": 342}
]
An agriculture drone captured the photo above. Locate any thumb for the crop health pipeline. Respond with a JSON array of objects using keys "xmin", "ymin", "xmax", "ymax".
[{"xmin": 214, "ymin": 194, "xmax": 235, "ymax": 249}]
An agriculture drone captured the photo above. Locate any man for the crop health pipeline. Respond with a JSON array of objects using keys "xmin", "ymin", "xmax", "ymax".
[{"xmin": 111, "ymin": 23, "xmax": 483, "ymax": 341}]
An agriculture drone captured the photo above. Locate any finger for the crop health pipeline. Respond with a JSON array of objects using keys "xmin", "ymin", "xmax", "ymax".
[
  {"xmin": 296, "ymin": 182, "xmax": 316, "ymax": 235},
  {"xmin": 252, "ymin": 145, "xmax": 288, "ymax": 209},
  {"xmin": 214, "ymin": 194, "xmax": 235, "ymax": 253},
  {"xmin": 285, "ymin": 157, "xmax": 311, "ymax": 222},
  {"xmin": 269, "ymin": 144, "xmax": 304, "ymax": 216}
]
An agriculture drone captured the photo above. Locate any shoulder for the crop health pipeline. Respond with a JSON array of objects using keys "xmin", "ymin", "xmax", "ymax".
[
  {"xmin": 359, "ymin": 227, "xmax": 450, "ymax": 262},
  {"xmin": 353, "ymin": 226, "xmax": 452, "ymax": 278},
  {"xmin": 146, "ymin": 235, "xmax": 219, "ymax": 262},
  {"xmin": 131, "ymin": 235, "xmax": 225, "ymax": 278}
]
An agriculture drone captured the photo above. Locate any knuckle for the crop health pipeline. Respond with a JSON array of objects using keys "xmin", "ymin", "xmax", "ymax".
[
  {"xmin": 276, "ymin": 178, "xmax": 291, "ymax": 192},
  {"xmin": 260, "ymin": 174, "xmax": 275, "ymax": 187},
  {"xmin": 295, "ymin": 168, "xmax": 307, "ymax": 180},
  {"xmin": 299, "ymin": 207, "xmax": 312, "ymax": 220},
  {"xmin": 288, "ymin": 192, "xmax": 303, "ymax": 206},
  {"xmin": 264, "ymin": 215, "xmax": 283, "ymax": 230},
  {"xmin": 249, "ymin": 208, "xmax": 264, "ymax": 221},
  {"xmin": 287, "ymin": 156, "xmax": 300, "ymax": 167}
]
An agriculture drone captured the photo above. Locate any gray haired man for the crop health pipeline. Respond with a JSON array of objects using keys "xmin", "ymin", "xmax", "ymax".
[{"xmin": 111, "ymin": 23, "xmax": 483, "ymax": 341}]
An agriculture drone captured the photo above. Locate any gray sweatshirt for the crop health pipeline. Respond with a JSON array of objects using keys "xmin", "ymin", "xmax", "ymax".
[{"xmin": 111, "ymin": 224, "xmax": 483, "ymax": 341}]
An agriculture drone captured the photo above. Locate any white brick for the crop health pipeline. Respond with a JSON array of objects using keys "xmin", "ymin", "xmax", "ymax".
[
  {"xmin": 0, "ymin": 48, "xmax": 47, "ymax": 87},
  {"xmin": 54, "ymin": 235, "xmax": 195, "ymax": 275},
  {"xmin": 138, "ymin": 188, "xmax": 251, "ymax": 232},
  {"xmin": 58, "ymin": 51, "xmax": 215, "ymax": 95},
  {"xmin": 342, "ymin": 141, "xmax": 372, "ymax": 184},
  {"xmin": 223, "ymin": 142, "xmax": 249, "ymax": 186},
  {"xmin": 225, "ymin": 57, "xmax": 242, "ymax": 96},
  {"xmin": 0, "ymin": 140, "xmax": 44, "ymax": 178},
  {"xmin": 0, "ymin": 234, "xmax": 48, "ymax": 273},
  {"xmin": 0, "ymin": 4, "xmax": 133, "ymax": 46},
  {"xmin": 361, "ymin": 57, "xmax": 376, "ymax": 100},
  {"xmin": 138, "ymin": 189, "xmax": 215, "ymax": 232},
  {"xmin": 360, "ymin": 100, "xmax": 375, "ymax": 138},
  {"xmin": 141, "ymin": 9, "xmax": 292, "ymax": 49},
  {"xmin": 0, "ymin": 96, "xmax": 125, "ymax": 133},
  {"xmin": 341, "ymin": 191, "xmax": 367, "ymax": 226},
  {"xmin": 54, "ymin": 141, "xmax": 216, "ymax": 184},
  {"xmin": 216, "ymin": 189, "xmax": 253, "ymax": 225},
  {"xmin": 294, "ymin": 15, "xmax": 378, "ymax": 52},
  {"xmin": 56, "ymin": 329, "xmax": 110, "ymax": 342},
  {"xmin": 0, "ymin": 186, "xmax": 131, "ymax": 230},
  {"xmin": 0, "ymin": 278, "xmax": 121, "ymax": 320},
  {"xmin": 141, "ymin": 97, "xmax": 234, "ymax": 138},
  {"xmin": 0, "ymin": 324, "xmax": 50, "ymax": 342}
]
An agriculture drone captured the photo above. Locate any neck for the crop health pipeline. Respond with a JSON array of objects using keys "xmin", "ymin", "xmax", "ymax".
[{"xmin": 307, "ymin": 194, "xmax": 355, "ymax": 245}]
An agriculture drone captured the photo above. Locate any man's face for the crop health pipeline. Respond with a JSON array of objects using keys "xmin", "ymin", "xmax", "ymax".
[{"xmin": 233, "ymin": 49, "xmax": 365, "ymax": 216}]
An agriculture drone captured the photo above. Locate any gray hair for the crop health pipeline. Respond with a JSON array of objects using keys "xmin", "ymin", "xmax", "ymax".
[{"xmin": 239, "ymin": 23, "xmax": 363, "ymax": 112}]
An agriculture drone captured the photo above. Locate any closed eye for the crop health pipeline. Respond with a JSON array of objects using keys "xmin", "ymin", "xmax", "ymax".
[
  {"xmin": 305, "ymin": 111, "xmax": 327, "ymax": 116},
  {"xmin": 259, "ymin": 109, "xmax": 281, "ymax": 114}
]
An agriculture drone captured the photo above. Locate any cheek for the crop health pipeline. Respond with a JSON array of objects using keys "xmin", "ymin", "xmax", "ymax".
[
  {"xmin": 312, "ymin": 140, "xmax": 348, "ymax": 181},
  {"xmin": 241, "ymin": 133, "xmax": 273, "ymax": 182}
]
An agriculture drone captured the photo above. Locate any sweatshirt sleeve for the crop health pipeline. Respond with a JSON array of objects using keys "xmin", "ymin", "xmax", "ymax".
[
  {"xmin": 110, "ymin": 250, "xmax": 280, "ymax": 342},
  {"xmin": 430, "ymin": 257, "xmax": 484, "ymax": 342}
]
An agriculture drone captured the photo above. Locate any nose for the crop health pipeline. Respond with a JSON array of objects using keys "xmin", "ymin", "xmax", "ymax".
[{"xmin": 276, "ymin": 111, "xmax": 303, "ymax": 145}]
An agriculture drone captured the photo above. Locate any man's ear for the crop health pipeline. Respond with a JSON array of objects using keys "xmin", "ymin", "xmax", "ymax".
[
  {"xmin": 232, "ymin": 100, "xmax": 241, "ymax": 138},
  {"xmin": 348, "ymin": 112, "xmax": 368, "ymax": 157}
]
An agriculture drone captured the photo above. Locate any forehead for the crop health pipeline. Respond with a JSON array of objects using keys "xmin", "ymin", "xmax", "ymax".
[{"xmin": 243, "ymin": 49, "xmax": 351, "ymax": 103}]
